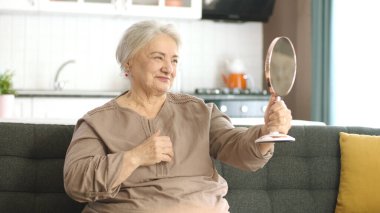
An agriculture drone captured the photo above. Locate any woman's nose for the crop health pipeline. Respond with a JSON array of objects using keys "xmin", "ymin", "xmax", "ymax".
[{"xmin": 162, "ymin": 60, "xmax": 174, "ymax": 73}]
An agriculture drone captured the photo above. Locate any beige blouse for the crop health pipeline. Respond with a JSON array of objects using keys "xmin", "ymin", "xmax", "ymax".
[{"xmin": 63, "ymin": 92, "xmax": 272, "ymax": 213}]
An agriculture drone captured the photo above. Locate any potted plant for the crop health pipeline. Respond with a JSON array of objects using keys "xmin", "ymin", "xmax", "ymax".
[{"xmin": 0, "ymin": 70, "xmax": 16, "ymax": 118}]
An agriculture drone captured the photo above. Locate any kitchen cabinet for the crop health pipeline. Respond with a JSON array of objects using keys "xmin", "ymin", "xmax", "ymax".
[
  {"xmin": 123, "ymin": 0, "xmax": 201, "ymax": 19},
  {"xmin": 11, "ymin": 0, "xmax": 202, "ymax": 19},
  {"xmin": 13, "ymin": 97, "xmax": 33, "ymax": 118},
  {"xmin": 0, "ymin": 0, "xmax": 37, "ymax": 11},
  {"xmin": 13, "ymin": 97, "xmax": 111, "ymax": 123},
  {"xmin": 38, "ymin": 0, "xmax": 118, "ymax": 15},
  {"xmin": 32, "ymin": 97, "xmax": 110, "ymax": 120}
]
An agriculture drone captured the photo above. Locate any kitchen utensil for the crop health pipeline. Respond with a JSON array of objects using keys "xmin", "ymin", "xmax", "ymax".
[
  {"xmin": 255, "ymin": 36, "xmax": 297, "ymax": 143},
  {"xmin": 222, "ymin": 73, "xmax": 247, "ymax": 89},
  {"xmin": 225, "ymin": 58, "xmax": 245, "ymax": 73},
  {"xmin": 222, "ymin": 58, "xmax": 247, "ymax": 89}
]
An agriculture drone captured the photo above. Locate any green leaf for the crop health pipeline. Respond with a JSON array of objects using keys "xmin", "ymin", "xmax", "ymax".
[{"xmin": 0, "ymin": 70, "xmax": 16, "ymax": 95}]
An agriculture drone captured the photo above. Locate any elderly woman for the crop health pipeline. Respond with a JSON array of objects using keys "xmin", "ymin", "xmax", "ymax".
[{"xmin": 63, "ymin": 20, "xmax": 292, "ymax": 213}]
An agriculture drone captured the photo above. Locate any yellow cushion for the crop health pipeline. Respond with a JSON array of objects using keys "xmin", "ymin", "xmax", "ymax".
[{"xmin": 335, "ymin": 132, "xmax": 380, "ymax": 213}]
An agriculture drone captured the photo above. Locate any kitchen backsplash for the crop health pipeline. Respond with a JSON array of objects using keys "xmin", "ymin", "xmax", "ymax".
[{"xmin": 0, "ymin": 12, "xmax": 263, "ymax": 93}]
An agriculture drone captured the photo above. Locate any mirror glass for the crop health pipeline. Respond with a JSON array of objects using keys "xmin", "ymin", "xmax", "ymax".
[
  {"xmin": 256, "ymin": 36, "xmax": 297, "ymax": 143},
  {"xmin": 266, "ymin": 37, "xmax": 296, "ymax": 97}
]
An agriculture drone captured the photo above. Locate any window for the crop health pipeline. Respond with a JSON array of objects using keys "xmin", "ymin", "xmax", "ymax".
[{"xmin": 331, "ymin": 0, "xmax": 380, "ymax": 127}]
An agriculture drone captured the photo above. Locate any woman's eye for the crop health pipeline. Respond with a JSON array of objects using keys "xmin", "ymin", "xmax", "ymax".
[
  {"xmin": 154, "ymin": 56, "xmax": 164, "ymax": 60},
  {"xmin": 172, "ymin": 59, "xmax": 178, "ymax": 64}
]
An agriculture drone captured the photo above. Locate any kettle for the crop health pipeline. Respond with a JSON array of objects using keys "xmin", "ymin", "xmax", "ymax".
[{"xmin": 222, "ymin": 58, "xmax": 247, "ymax": 89}]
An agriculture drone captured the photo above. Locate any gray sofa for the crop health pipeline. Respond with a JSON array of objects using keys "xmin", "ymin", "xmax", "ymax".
[{"xmin": 1, "ymin": 122, "xmax": 379, "ymax": 213}]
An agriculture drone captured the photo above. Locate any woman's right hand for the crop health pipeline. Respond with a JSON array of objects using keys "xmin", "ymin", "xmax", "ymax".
[
  {"xmin": 129, "ymin": 130, "xmax": 174, "ymax": 167},
  {"xmin": 113, "ymin": 130, "xmax": 173, "ymax": 188}
]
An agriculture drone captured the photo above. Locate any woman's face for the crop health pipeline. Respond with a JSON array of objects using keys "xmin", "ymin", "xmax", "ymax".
[{"xmin": 127, "ymin": 34, "xmax": 179, "ymax": 95}]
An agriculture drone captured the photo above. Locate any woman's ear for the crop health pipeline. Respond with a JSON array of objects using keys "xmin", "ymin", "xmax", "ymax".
[
  {"xmin": 125, "ymin": 60, "xmax": 134, "ymax": 70},
  {"xmin": 122, "ymin": 61, "xmax": 130, "ymax": 77},
  {"xmin": 124, "ymin": 60, "xmax": 134, "ymax": 77}
]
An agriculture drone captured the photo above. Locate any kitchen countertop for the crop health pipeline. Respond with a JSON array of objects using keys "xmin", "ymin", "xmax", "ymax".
[
  {"xmin": 16, "ymin": 90, "xmax": 122, "ymax": 98},
  {"xmin": 15, "ymin": 90, "xmax": 269, "ymax": 100}
]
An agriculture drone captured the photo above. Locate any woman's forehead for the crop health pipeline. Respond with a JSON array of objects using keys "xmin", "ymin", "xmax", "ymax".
[{"xmin": 145, "ymin": 34, "xmax": 178, "ymax": 52}]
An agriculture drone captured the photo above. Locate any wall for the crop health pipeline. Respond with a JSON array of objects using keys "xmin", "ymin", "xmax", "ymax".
[
  {"xmin": 0, "ymin": 12, "xmax": 264, "ymax": 93},
  {"xmin": 263, "ymin": 0, "xmax": 312, "ymax": 120}
]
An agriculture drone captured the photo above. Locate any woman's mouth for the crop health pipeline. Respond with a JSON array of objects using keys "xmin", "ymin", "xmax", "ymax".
[{"xmin": 157, "ymin": 76, "xmax": 171, "ymax": 83}]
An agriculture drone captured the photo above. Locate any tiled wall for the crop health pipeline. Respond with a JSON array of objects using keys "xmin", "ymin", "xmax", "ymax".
[{"xmin": 0, "ymin": 12, "xmax": 263, "ymax": 93}]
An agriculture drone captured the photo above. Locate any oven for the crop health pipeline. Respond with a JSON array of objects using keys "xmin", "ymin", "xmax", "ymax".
[{"xmin": 193, "ymin": 88, "xmax": 270, "ymax": 126}]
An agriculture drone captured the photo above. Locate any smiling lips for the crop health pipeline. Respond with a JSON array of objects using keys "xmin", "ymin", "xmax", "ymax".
[{"xmin": 157, "ymin": 76, "xmax": 171, "ymax": 82}]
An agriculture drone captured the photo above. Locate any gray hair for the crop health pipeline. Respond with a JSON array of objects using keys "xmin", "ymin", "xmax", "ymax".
[{"xmin": 116, "ymin": 20, "xmax": 181, "ymax": 72}]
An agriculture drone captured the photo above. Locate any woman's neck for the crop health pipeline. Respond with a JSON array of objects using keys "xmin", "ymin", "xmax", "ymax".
[{"xmin": 121, "ymin": 90, "xmax": 167, "ymax": 119}]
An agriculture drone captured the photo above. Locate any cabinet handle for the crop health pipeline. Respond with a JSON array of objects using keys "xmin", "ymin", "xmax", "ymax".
[{"xmin": 28, "ymin": 0, "xmax": 35, "ymax": 6}]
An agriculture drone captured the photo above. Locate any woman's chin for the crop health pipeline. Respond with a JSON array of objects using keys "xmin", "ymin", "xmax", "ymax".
[{"xmin": 155, "ymin": 86, "xmax": 171, "ymax": 94}]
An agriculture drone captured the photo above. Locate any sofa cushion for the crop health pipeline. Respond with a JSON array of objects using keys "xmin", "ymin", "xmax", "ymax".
[
  {"xmin": 218, "ymin": 126, "xmax": 380, "ymax": 213},
  {"xmin": 0, "ymin": 123, "xmax": 84, "ymax": 212},
  {"xmin": 335, "ymin": 132, "xmax": 380, "ymax": 213},
  {"xmin": 217, "ymin": 126, "xmax": 343, "ymax": 213}
]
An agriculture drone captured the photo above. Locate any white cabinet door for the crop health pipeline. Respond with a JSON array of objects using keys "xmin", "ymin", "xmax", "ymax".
[
  {"xmin": 0, "ymin": 0, "xmax": 37, "ymax": 11},
  {"xmin": 123, "ymin": 0, "xmax": 201, "ymax": 19},
  {"xmin": 31, "ymin": 97, "xmax": 111, "ymax": 121},
  {"xmin": 38, "ymin": 0, "xmax": 118, "ymax": 15},
  {"xmin": 13, "ymin": 97, "xmax": 33, "ymax": 119},
  {"xmin": 1, "ymin": 0, "xmax": 201, "ymax": 19}
]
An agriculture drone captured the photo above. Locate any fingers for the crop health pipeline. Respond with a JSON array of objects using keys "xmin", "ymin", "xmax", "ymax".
[
  {"xmin": 264, "ymin": 99, "xmax": 292, "ymax": 134},
  {"xmin": 266, "ymin": 95, "xmax": 277, "ymax": 109},
  {"xmin": 264, "ymin": 95, "xmax": 277, "ymax": 123},
  {"xmin": 133, "ymin": 131, "xmax": 174, "ymax": 166},
  {"xmin": 148, "ymin": 132, "xmax": 173, "ymax": 162},
  {"xmin": 158, "ymin": 139, "xmax": 174, "ymax": 161}
]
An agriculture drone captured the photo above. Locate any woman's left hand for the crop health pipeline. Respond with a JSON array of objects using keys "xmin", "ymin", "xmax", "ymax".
[{"xmin": 262, "ymin": 95, "xmax": 292, "ymax": 135}]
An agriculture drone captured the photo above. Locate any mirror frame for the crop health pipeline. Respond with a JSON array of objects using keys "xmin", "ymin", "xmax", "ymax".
[{"xmin": 265, "ymin": 36, "xmax": 297, "ymax": 97}]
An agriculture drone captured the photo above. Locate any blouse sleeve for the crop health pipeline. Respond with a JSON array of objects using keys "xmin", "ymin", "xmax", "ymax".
[
  {"xmin": 63, "ymin": 119, "xmax": 125, "ymax": 203},
  {"xmin": 208, "ymin": 103, "xmax": 273, "ymax": 171}
]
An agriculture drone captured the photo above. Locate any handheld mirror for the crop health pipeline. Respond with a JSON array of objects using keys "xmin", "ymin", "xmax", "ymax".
[{"xmin": 256, "ymin": 36, "xmax": 297, "ymax": 143}]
